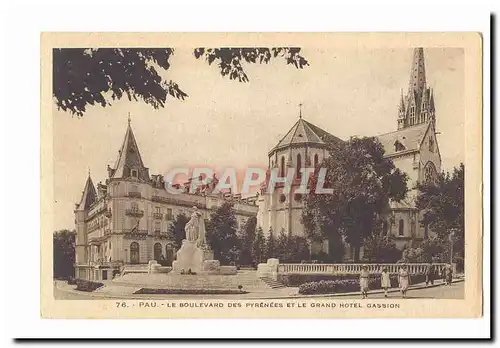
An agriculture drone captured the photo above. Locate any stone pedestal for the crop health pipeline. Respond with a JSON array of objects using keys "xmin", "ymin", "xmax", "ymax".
[{"xmin": 172, "ymin": 240, "xmax": 206, "ymax": 273}]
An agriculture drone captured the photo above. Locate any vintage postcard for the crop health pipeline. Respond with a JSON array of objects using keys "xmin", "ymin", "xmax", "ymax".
[{"xmin": 41, "ymin": 32, "xmax": 482, "ymax": 319}]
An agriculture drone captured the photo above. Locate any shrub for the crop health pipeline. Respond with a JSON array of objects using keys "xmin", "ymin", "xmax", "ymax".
[
  {"xmin": 134, "ymin": 288, "xmax": 248, "ymax": 295},
  {"xmin": 75, "ymin": 279, "xmax": 104, "ymax": 292},
  {"xmin": 297, "ymin": 274, "xmax": 427, "ymax": 294}
]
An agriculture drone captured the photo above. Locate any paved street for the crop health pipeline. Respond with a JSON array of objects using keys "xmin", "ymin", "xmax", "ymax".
[
  {"xmin": 335, "ymin": 281, "xmax": 464, "ymax": 300},
  {"xmin": 53, "ymin": 280, "xmax": 464, "ymax": 300}
]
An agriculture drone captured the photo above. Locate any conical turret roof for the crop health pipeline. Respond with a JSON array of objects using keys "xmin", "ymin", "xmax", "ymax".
[
  {"xmin": 76, "ymin": 175, "xmax": 96, "ymax": 211},
  {"xmin": 111, "ymin": 120, "xmax": 149, "ymax": 181}
]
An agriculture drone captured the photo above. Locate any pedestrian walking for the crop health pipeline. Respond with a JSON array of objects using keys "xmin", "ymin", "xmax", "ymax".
[
  {"xmin": 398, "ymin": 265, "xmax": 410, "ymax": 298},
  {"xmin": 360, "ymin": 265, "xmax": 370, "ymax": 299},
  {"xmin": 425, "ymin": 261, "xmax": 435, "ymax": 287},
  {"xmin": 381, "ymin": 267, "xmax": 391, "ymax": 298},
  {"xmin": 445, "ymin": 264, "xmax": 453, "ymax": 285}
]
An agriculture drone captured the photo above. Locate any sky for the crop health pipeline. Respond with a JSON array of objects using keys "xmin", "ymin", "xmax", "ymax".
[{"xmin": 52, "ymin": 47, "xmax": 465, "ymax": 231}]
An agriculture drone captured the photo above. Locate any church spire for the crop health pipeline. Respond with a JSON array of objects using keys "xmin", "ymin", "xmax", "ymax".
[
  {"xmin": 397, "ymin": 47, "xmax": 435, "ymax": 129},
  {"xmin": 408, "ymin": 47, "xmax": 427, "ymax": 97}
]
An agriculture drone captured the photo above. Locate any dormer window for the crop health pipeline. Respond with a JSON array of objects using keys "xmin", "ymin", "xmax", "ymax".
[
  {"xmin": 131, "ymin": 169, "xmax": 138, "ymax": 178},
  {"xmin": 394, "ymin": 140, "xmax": 406, "ymax": 152}
]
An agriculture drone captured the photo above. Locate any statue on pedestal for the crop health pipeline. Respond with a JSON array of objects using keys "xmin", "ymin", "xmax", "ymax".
[{"xmin": 185, "ymin": 207, "xmax": 201, "ymax": 242}]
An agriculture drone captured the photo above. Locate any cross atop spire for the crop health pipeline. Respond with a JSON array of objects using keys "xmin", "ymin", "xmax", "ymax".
[
  {"xmin": 298, "ymin": 103, "xmax": 303, "ymax": 119},
  {"xmin": 88, "ymin": 166, "xmax": 91, "ymax": 176},
  {"xmin": 128, "ymin": 112, "xmax": 131, "ymax": 125}
]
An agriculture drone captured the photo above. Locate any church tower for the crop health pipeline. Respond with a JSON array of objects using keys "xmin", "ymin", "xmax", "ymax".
[{"xmin": 397, "ymin": 48, "xmax": 436, "ymax": 130}]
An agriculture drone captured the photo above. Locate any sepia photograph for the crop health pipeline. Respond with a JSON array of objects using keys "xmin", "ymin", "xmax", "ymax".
[{"xmin": 40, "ymin": 32, "xmax": 482, "ymax": 319}]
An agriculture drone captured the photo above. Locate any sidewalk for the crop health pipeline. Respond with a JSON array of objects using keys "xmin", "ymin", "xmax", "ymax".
[{"xmin": 54, "ymin": 277, "xmax": 464, "ymax": 300}]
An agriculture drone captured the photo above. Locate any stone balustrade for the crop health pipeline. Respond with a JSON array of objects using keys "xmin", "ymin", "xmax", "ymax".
[{"xmin": 277, "ymin": 263, "xmax": 453, "ymax": 275}]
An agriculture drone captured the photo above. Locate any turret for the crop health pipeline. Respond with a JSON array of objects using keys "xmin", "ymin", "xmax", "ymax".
[{"xmin": 74, "ymin": 174, "xmax": 96, "ymax": 267}]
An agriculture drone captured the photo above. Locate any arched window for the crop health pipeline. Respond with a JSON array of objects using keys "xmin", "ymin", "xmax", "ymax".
[
  {"xmin": 130, "ymin": 242, "xmax": 140, "ymax": 264},
  {"xmin": 296, "ymin": 153, "xmax": 302, "ymax": 179},
  {"xmin": 154, "ymin": 243, "xmax": 162, "ymax": 261},
  {"xmin": 314, "ymin": 154, "xmax": 319, "ymax": 167},
  {"xmin": 398, "ymin": 219, "xmax": 404, "ymax": 236},
  {"xmin": 424, "ymin": 161, "xmax": 438, "ymax": 184},
  {"xmin": 409, "ymin": 106, "xmax": 416, "ymax": 125},
  {"xmin": 280, "ymin": 156, "xmax": 285, "ymax": 177}
]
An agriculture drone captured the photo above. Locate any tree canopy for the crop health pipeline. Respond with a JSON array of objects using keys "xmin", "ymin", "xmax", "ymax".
[
  {"xmin": 302, "ymin": 136, "xmax": 409, "ymax": 261},
  {"xmin": 53, "ymin": 47, "xmax": 309, "ymax": 116},
  {"xmin": 206, "ymin": 202, "xmax": 240, "ymax": 265},
  {"xmin": 416, "ymin": 163, "xmax": 464, "ymax": 237},
  {"xmin": 416, "ymin": 163, "xmax": 465, "ymax": 267},
  {"xmin": 167, "ymin": 212, "xmax": 189, "ymax": 249},
  {"xmin": 53, "ymin": 229, "xmax": 76, "ymax": 279}
]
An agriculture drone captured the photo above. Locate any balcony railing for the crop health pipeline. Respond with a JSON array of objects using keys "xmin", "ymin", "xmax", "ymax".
[
  {"xmin": 126, "ymin": 192, "xmax": 142, "ymax": 198},
  {"xmin": 125, "ymin": 208, "xmax": 144, "ymax": 217},
  {"xmin": 123, "ymin": 229, "xmax": 148, "ymax": 240},
  {"xmin": 151, "ymin": 195, "xmax": 166, "ymax": 203},
  {"xmin": 277, "ymin": 263, "xmax": 452, "ymax": 275},
  {"xmin": 154, "ymin": 231, "xmax": 170, "ymax": 239},
  {"xmin": 153, "ymin": 213, "xmax": 163, "ymax": 219}
]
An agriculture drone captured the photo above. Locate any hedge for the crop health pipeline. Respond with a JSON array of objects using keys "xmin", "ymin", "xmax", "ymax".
[
  {"xmin": 75, "ymin": 279, "xmax": 104, "ymax": 292},
  {"xmin": 298, "ymin": 274, "xmax": 426, "ymax": 295},
  {"xmin": 134, "ymin": 288, "xmax": 248, "ymax": 295}
]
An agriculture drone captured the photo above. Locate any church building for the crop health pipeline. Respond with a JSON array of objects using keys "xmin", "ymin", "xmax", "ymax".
[{"xmin": 257, "ymin": 47, "xmax": 442, "ymax": 256}]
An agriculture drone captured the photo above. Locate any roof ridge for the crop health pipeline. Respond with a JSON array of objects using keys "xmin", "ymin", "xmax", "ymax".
[{"xmin": 376, "ymin": 121, "xmax": 429, "ymax": 137}]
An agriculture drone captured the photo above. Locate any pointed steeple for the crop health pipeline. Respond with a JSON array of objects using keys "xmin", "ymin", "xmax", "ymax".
[
  {"xmin": 429, "ymin": 89, "xmax": 435, "ymax": 111},
  {"xmin": 111, "ymin": 117, "xmax": 149, "ymax": 181},
  {"xmin": 397, "ymin": 47, "xmax": 436, "ymax": 129},
  {"xmin": 76, "ymin": 174, "xmax": 97, "ymax": 211},
  {"xmin": 398, "ymin": 89, "xmax": 405, "ymax": 112},
  {"xmin": 408, "ymin": 47, "xmax": 427, "ymax": 97}
]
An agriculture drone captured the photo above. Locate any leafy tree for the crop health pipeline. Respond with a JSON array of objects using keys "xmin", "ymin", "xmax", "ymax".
[
  {"xmin": 302, "ymin": 137, "xmax": 408, "ymax": 262},
  {"xmin": 416, "ymin": 163, "xmax": 465, "ymax": 263},
  {"xmin": 237, "ymin": 216, "xmax": 257, "ymax": 266},
  {"xmin": 363, "ymin": 232, "xmax": 401, "ymax": 263},
  {"xmin": 54, "ymin": 48, "xmax": 309, "ymax": 116},
  {"xmin": 288, "ymin": 235, "xmax": 311, "ymax": 263},
  {"xmin": 252, "ymin": 227, "xmax": 266, "ymax": 265},
  {"xmin": 264, "ymin": 228, "xmax": 276, "ymax": 260},
  {"xmin": 400, "ymin": 237, "xmax": 445, "ymax": 263},
  {"xmin": 53, "ymin": 229, "xmax": 76, "ymax": 279},
  {"xmin": 275, "ymin": 229, "xmax": 291, "ymax": 262},
  {"xmin": 168, "ymin": 213, "xmax": 189, "ymax": 248},
  {"xmin": 206, "ymin": 202, "xmax": 239, "ymax": 265}
]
